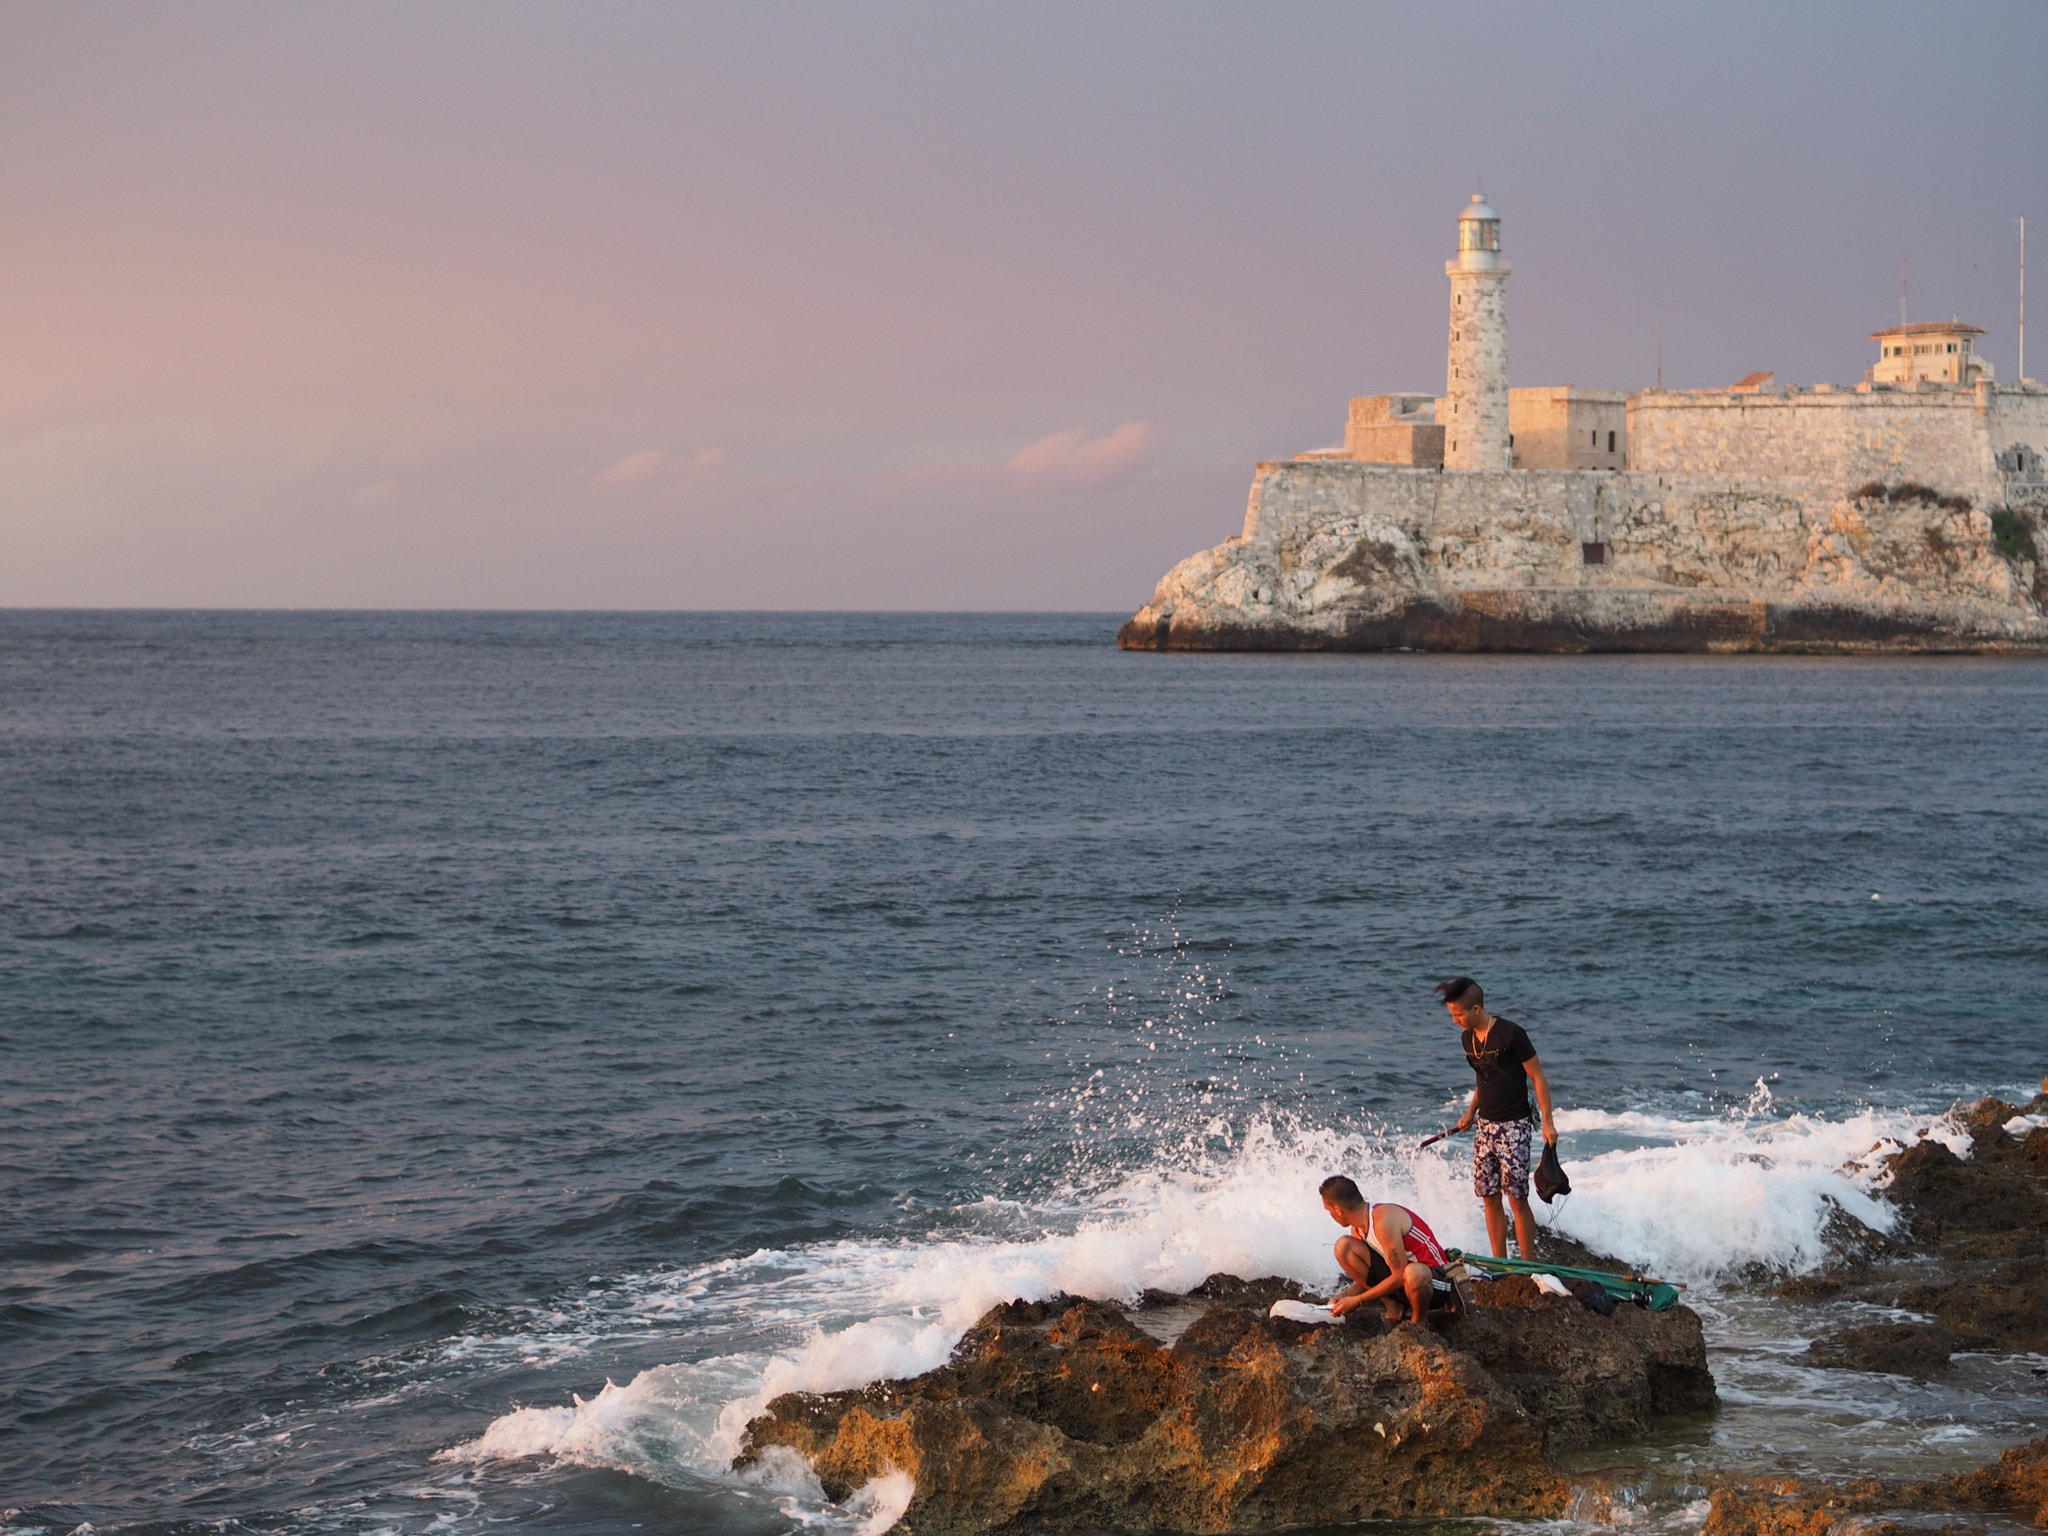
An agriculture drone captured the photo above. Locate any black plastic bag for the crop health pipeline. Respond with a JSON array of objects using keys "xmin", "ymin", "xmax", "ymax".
[
  {"xmin": 1534, "ymin": 1141, "xmax": 1571, "ymax": 1203},
  {"xmin": 1563, "ymin": 1277, "xmax": 1615, "ymax": 1316}
]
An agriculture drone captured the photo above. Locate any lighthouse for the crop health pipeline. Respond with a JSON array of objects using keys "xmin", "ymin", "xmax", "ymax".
[{"xmin": 1444, "ymin": 194, "xmax": 1511, "ymax": 471}]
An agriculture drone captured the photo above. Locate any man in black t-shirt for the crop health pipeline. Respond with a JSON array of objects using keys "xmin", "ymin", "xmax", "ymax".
[{"xmin": 1436, "ymin": 976, "xmax": 1558, "ymax": 1260}]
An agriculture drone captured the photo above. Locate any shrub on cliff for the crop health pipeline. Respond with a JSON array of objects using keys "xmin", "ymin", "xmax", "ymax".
[
  {"xmin": 1852, "ymin": 481, "xmax": 1975, "ymax": 513},
  {"xmin": 1991, "ymin": 507, "xmax": 2040, "ymax": 562}
]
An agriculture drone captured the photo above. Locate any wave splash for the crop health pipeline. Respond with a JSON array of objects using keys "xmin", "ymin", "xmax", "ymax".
[{"xmin": 446, "ymin": 1093, "xmax": 1958, "ymax": 1520}]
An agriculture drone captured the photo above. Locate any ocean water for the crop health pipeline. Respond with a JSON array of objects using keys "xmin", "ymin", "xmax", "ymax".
[{"xmin": 4, "ymin": 610, "xmax": 2048, "ymax": 1536}]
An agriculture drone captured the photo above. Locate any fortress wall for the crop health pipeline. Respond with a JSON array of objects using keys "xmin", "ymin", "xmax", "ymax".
[
  {"xmin": 1627, "ymin": 389, "xmax": 2001, "ymax": 503},
  {"xmin": 1127, "ymin": 459, "xmax": 2045, "ymax": 650},
  {"xmin": 1241, "ymin": 462, "xmax": 1828, "ymax": 595},
  {"xmin": 1509, "ymin": 389, "xmax": 1628, "ymax": 471},
  {"xmin": 1232, "ymin": 460, "xmax": 2033, "ymax": 605},
  {"xmin": 1989, "ymin": 386, "xmax": 2048, "ymax": 477}
]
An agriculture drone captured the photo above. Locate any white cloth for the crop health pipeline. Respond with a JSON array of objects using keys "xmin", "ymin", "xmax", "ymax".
[{"xmin": 1268, "ymin": 1299, "xmax": 1338, "ymax": 1324}]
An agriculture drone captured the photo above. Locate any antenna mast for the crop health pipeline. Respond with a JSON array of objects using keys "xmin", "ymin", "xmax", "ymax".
[{"xmin": 2022, "ymin": 216, "xmax": 2028, "ymax": 382}]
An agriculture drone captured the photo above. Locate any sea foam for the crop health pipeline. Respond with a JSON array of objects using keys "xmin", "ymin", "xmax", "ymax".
[{"xmin": 448, "ymin": 1096, "xmax": 1966, "ymax": 1520}]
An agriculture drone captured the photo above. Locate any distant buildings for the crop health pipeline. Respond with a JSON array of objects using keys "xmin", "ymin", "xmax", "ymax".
[{"xmin": 1299, "ymin": 196, "xmax": 2046, "ymax": 508}]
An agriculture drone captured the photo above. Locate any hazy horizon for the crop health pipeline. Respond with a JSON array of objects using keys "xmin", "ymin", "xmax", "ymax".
[{"xmin": 6, "ymin": 1, "xmax": 2046, "ymax": 610}]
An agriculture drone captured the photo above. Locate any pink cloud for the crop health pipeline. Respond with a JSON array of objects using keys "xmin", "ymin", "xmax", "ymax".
[
  {"xmin": 588, "ymin": 447, "xmax": 727, "ymax": 496},
  {"xmin": 1008, "ymin": 421, "xmax": 1157, "ymax": 490},
  {"xmin": 590, "ymin": 449, "xmax": 668, "ymax": 491},
  {"xmin": 902, "ymin": 421, "xmax": 1159, "ymax": 494}
]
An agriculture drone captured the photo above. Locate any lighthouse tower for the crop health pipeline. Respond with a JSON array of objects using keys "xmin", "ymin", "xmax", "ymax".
[{"xmin": 1444, "ymin": 194, "xmax": 1511, "ymax": 471}]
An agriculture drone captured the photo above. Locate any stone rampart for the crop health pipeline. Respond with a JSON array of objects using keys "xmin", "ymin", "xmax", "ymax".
[
  {"xmin": 1119, "ymin": 461, "xmax": 2047, "ymax": 653},
  {"xmin": 1627, "ymin": 386, "xmax": 2002, "ymax": 502}
]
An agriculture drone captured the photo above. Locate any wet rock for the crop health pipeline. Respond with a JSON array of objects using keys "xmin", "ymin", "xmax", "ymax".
[
  {"xmin": 1957, "ymin": 1096, "xmax": 2023, "ymax": 1129},
  {"xmin": 1925, "ymin": 1434, "xmax": 2048, "ymax": 1523},
  {"xmin": 1883, "ymin": 1136, "xmax": 2048, "ymax": 1241},
  {"xmin": 735, "ymin": 1278, "xmax": 1715, "ymax": 1533},
  {"xmin": 1777, "ymin": 1108, "xmax": 2048, "ymax": 1399},
  {"xmin": 1700, "ymin": 1438, "xmax": 2048, "ymax": 1536},
  {"xmin": 1447, "ymin": 1284, "xmax": 1714, "ymax": 1446},
  {"xmin": 1773, "ymin": 1274, "xmax": 1846, "ymax": 1300},
  {"xmin": 1701, "ymin": 1479, "xmax": 1890, "ymax": 1536},
  {"xmin": 1803, "ymin": 1321, "xmax": 1954, "ymax": 1377},
  {"xmin": 1525, "ymin": 1230, "xmax": 1635, "ymax": 1273},
  {"xmin": 2015, "ymin": 1125, "xmax": 2048, "ymax": 1172},
  {"xmin": 1894, "ymin": 1256, "xmax": 2048, "ymax": 1353},
  {"xmin": 1182, "ymin": 1272, "xmax": 1309, "ymax": 1309}
]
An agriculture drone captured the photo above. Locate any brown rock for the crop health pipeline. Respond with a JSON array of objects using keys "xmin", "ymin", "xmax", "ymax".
[
  {"xmin": 1803, "ymin": 1321, "xmax": 1954, "ymax": 1377},
  {"xmin": 736, "ymin": 1280, "xmax": 1719, "ymax": 1533},
  {"xmin": 1182, "ymin": 1272, "xmax": 1310, "ymax": 1308},
  {"xmin": 1701, "ymin": 1438, "xmax": 2048, "ymax": 1536},
  {"xmin": 1894, "ymin": 1255, "xmax": 2048, "ymax": 1353},
  {"xmin": 1883, "ymin": 1137, "xmax": 2048, "ymax": 1240},
  {"xmin": 1700, "ymin": 1480, "xmax": 1889, "ymax": 1536},
  {"xmin": 2018, "ymin": 1124, "xmax": 2048, "ymax": 1172},
  {"xmin": 1958, "ymin": 1096, "xmax": 2022, "ymax": 1130},
  {"xmin": 1447, "ymin": 1288, "xmax": 1714, "ymax": 1446},
  {"xmin": 1924, "ymin": 1434, "xmax": 2048, "ymax": 1523}
]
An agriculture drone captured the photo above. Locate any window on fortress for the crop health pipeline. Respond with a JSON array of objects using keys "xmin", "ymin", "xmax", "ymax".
[{"xmin": 1608, "ymin": 430, "xmax": 1617, "ymax": 451}]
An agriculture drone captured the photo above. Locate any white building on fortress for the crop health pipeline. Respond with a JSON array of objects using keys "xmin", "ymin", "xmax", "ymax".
[{"xmin": 1308, "ymin": 195, "xmax": 2048, "ymax": 511}]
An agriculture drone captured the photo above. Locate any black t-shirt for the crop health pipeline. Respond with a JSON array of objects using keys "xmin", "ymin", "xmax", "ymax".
[{"xmin": 1463, "ymin": 1017, "xmax": 1537, "ymax": 1122}]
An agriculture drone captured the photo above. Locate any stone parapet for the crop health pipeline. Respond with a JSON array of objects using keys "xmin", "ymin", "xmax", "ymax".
[{"xmin": 1627, "ymin": 387, "xmax": 2003, "ymax": 503}]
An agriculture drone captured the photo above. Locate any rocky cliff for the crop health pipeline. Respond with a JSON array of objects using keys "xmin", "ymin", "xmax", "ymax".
[
  {"xmin": 1119, "ymin": 464, "xmax": 2048, "ymax": 653},
  {"xmin": 734, "ymin": 1275, "xmax": 1714, "ymax": 1535}
]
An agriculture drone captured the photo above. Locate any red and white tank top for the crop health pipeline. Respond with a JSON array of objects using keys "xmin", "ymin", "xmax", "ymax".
[{"xmin": 1357, "ymin": 1203, "xmax": 1448, "ymax": 1268}]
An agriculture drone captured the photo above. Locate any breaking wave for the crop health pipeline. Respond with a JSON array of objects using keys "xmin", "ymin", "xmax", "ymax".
[{"xmin": 448, "ymin": 1091, "xmax": 1971, "ymax": 1522}]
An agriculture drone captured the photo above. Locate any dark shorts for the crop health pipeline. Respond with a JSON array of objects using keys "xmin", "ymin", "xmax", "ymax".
[{"xmin": 1363, "ymin": 1250, "xmax": 1460, "ymax": 1313}]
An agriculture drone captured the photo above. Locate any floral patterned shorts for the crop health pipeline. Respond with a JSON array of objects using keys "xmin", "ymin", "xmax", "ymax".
[{"xmin": 1473, "ymin": 1116, "xmax": 1533, "ymax": 1199}]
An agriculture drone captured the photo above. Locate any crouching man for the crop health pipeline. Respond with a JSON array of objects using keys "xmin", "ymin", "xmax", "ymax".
[{"xmin": 1319, "ymin": 1174, "xmax": 1459, "ymax": 1322}]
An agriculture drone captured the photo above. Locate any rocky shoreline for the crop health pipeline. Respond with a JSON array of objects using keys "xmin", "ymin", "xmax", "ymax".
[
  {"xmin": 735, "ymin": 1092, "xmax": 2048, "ymax": 1536},
  {"xmin": 736, "ymin": 1271, "xmax": 1711, "ymax": 1534},
  {"xmin": 1699, "ymin": 1093, "xmax": 2048, "ymax": 1536},
  {"xmin": 1791, "ymin": 1094, "xmax": 2048, "ymax": 1377},
  {"xmin": 1116, "ymin": 464, "xmax": 2048, "ymax": 654}
]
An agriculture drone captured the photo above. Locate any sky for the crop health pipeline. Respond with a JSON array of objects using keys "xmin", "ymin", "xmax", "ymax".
[{"xmin": 4, "ymin": 1, "xmax": 2046, "ymax": 610}]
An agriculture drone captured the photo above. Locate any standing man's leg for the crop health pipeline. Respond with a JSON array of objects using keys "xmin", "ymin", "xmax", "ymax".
[
  {"xmin": 1481, "ymin": 1195, "xmax": 1508, "ymax": 1256},
  {"xmin": 1474, "ymin": 1119, "xmax": 1510, "ymax": 1258},
  {"xmin": 1499, "ymin": 1118, "xmax": 1535, "ymax": 1258},
  {"xmin": 1509, "ymin": 1194, "xmax": 1537, "ymax": 1258}
]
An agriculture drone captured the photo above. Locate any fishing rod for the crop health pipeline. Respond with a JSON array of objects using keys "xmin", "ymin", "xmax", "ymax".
[{"xmin": 1417, "ymin": 1124, "xmax": 1470, "ymax": 1150}]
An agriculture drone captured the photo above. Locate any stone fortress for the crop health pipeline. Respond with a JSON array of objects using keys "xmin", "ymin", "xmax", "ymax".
[{"xmin": 1120, "ymin": 194, "xmax": 2048, "ymax": 652}]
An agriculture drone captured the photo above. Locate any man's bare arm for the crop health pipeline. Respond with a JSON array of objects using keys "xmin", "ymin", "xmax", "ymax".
[{"xmin": 1527, "ymin": 1056, "xmax": 1557, "ymax": 1145}]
